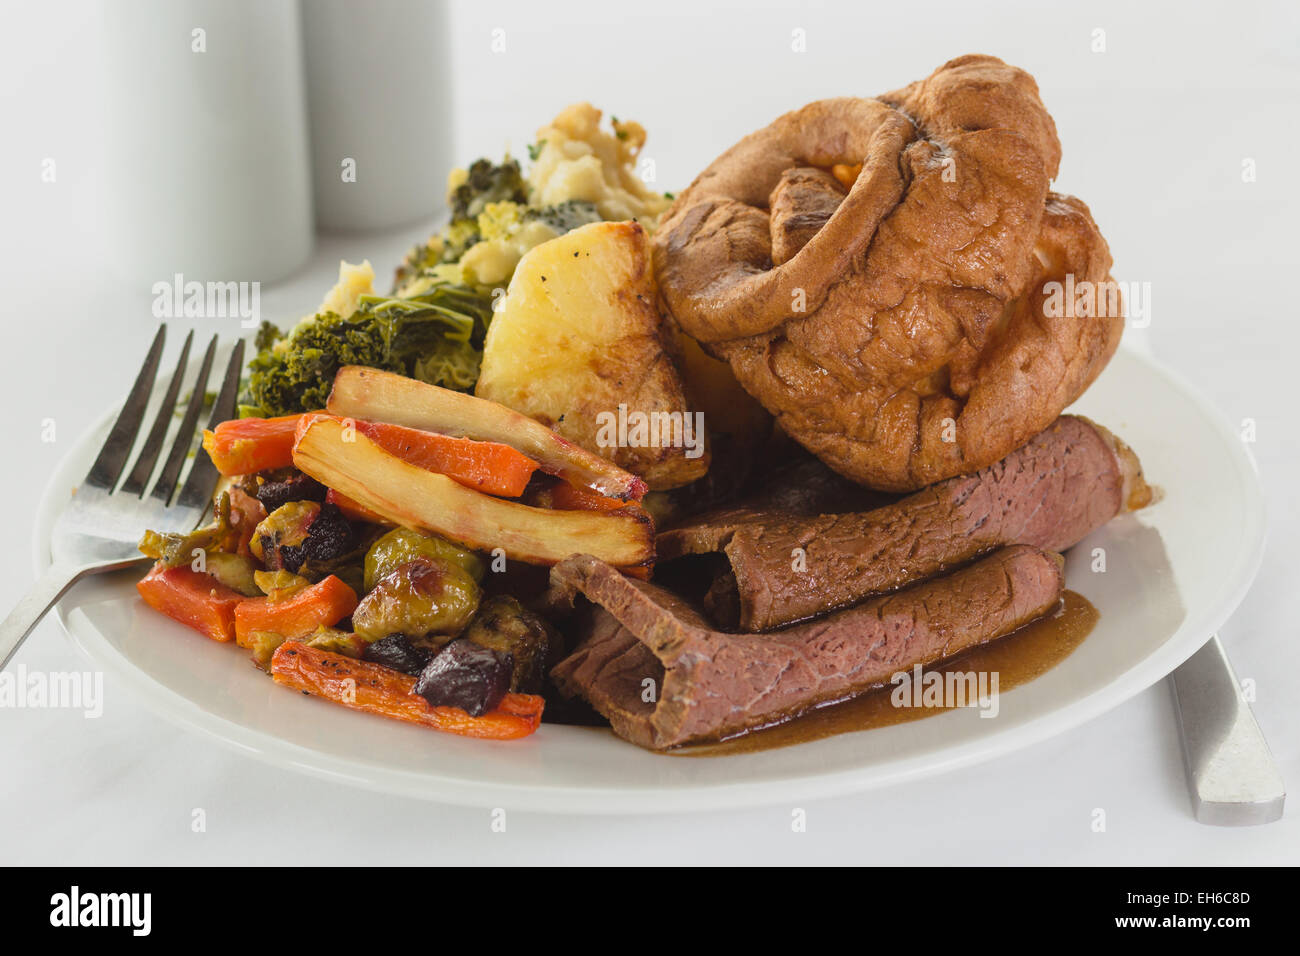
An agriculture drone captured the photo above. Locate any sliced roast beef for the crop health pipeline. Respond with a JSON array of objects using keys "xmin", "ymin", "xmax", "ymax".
[
  {"xmin": 720, "ymin": 454, "xmax": 895, "ymax": 517},
  {"xmin": 658, "ymin": 415, "xmax": 1151, "ymax": 631},
  {"xmin": 549, "ymin": 545, "xmax": 1064, "ymax": 750},
  {"xmin": 659, "ymin": 455, "xmax": 896, "ymax": 557},
  {"xmin": 655, "ymin": 452, "xmax": 895, "ymax": 548}
]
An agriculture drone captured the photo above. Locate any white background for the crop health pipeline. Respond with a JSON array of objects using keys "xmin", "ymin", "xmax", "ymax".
[{"xmin": 1, "ymin": 0, "xmax": 1297, "ymax": 863}]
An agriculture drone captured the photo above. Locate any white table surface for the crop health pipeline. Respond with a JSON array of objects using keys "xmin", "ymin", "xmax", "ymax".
[{"xmin": 1, "ymin": 0, "xmax": 1297, "ymax": 864}]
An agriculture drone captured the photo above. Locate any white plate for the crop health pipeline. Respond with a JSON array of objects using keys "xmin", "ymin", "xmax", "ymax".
[{"xmin": 34, "ymin": 348, "xmax": 1265, "ymax": 814}]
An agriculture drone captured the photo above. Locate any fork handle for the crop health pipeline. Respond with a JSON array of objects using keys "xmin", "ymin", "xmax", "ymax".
[{"xmin": 0, "ymin": 562, "xmax": 91, "ymax": 672}]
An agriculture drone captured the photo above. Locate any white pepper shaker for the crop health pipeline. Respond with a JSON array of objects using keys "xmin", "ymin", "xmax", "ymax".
[{"xmin": 101, "ymin": 0, "xmax": 313, "ymax": 283}]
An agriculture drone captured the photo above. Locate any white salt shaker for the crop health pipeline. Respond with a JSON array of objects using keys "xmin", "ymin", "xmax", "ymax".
[
  {"xmin": 302, "ymin": 0, "xmax": 454, "ymax": 232},
  {"xmin": 101, "ymin": 0, "xmax": 313, "ymax": 283}
]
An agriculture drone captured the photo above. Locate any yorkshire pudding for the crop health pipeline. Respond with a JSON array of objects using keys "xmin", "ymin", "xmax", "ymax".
[{"xmin": 653, "ymin": 55, "xmax": 1123, "ymax": 491}]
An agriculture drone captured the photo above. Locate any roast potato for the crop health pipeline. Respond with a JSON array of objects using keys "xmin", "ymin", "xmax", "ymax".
[{"xmin": 475, "ymin": 221, "xmax": 709, "ymax": 490}]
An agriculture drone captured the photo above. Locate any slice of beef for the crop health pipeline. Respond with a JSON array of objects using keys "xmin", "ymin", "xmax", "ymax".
[
  {"xmin": 658, "ymin": 415, "xmax": 1150, "ymax": 631},
  {"xmin": 657, "ymin": 454, "xmax": 895, "ymax": 558},
  {"xmin": 732, "ymin": 453, "xmax": 896, "ymax": 515},
  {"xmin": 549, "ymin": 545, "xmax": 1064, "ymax": 750}
]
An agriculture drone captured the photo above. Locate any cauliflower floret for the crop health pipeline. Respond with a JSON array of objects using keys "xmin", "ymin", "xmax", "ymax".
[
  {"xmin": 529, "ymin": 104, "xmax": 670, "ymax": 229},
  {"xmin": 459, "ymin": 218, "xmax": 559, "ymax": 286},
  {"xmin": 317, "ymin": 260, "xmax": 374, "ymax": 318},
  {"xmin": 277, "ymin": 260, "xmax": 375, "ymax": 350},
  {"xmin": 401, "ymin": 107, "xmax": 669, "ymax": 291}
]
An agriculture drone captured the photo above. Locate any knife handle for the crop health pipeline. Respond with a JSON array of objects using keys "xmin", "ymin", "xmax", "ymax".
[{"xmin": 1169, "ymin": 635, "xmax": 1286, "ymax": 825}]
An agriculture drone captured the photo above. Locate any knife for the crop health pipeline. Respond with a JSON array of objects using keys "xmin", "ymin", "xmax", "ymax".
[{"xmin": 1169, "ymin": 634, "xmax": 1285, "ymax": 825}]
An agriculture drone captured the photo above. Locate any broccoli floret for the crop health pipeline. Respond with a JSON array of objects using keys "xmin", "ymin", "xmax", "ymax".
[
  {"xmin": 524, "ymin": 199, "xmax": 603, "ymax": 235},
  {"xmin": 247, "ymin": 311, "xmax": 391, "ymax": 416},
  {"xmin": 393, "ymin": 237, "xmax": 444, "ymax": 289},
  {"xmin": 477, "ymin": 201, "xmax": 527, "ymax": 242},
  {"xmin": 398, "ymin": 163, "xmax": 600, "ymax": 294},
  {"xmin": 242, "ymin": 284, "xmax": 495, "ymax": 417},
  {"xmin": 448, "ymin": 158, "xmax": 527, "ymax": 223},
  {"xmin": 253, "ymin": 320, "xmax": 282, "ymax": 353},
  {"xmin": 440, "ymin": 219, "xmax": 481, "ymax": 263}
]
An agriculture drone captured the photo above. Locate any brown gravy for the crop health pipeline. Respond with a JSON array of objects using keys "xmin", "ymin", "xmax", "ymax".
[{"xmin": 675, "ymin": 590, "xmax": 1098, "ymax": 757}]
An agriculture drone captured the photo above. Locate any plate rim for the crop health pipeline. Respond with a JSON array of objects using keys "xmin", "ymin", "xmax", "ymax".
[{"xmin": 32, "ymin": 347, "xmax": 1267, "ymax": 814}]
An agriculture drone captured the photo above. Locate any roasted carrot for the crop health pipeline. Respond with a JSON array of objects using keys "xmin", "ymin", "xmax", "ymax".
[
  {"xmin": 137, "ymin": 563, "xmax": 245, "ymax": 643},
  {"xmin": 204, "ymin": 414, "xmax": 312, "ymax": 476},
  {"xmin": 270, "ymin": 641, "xmax": 545, "ymax": 740},
  {"xmin": 328, "ymin": 366, "xmax": 647, "ymax": 501},
  {"xmin": 534, "ymin": 479, "xmax": 630, "ymax": 512},
  {"xmin": 358, "ymin": 419, "xmax": 539, "ymax": 497},
  {"xmin": 234, "ymin": 574, "xmax": 358, "ymax": 648},
  {"xmin": 294, "ymin": 414, "xmax": 538, "ymax": 498},
  {"xmin": 325, "ymin": 488, "xmax": 392, "ymax": 526}
]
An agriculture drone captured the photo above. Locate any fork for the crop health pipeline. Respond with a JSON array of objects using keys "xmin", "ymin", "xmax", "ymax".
[{"xmin": 0, "ymin": 325, "xmax": 244, "ymax": 672}]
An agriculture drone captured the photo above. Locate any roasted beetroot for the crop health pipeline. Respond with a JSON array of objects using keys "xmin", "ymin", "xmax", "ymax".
[
  {"xmin": 362, "ymin": 633, "xmax": 434, "ymax": 676},
  {"xmin": 413, "ymin": 639, "xmax": 512, "ymax": 717},
  {"xmin": 252, "ymin": 501, "xmax": 358, "ymax": 574},
  {"xmin": 299, "ymin": 503, "xmax": 355, "ymax": 564},
  {"xmin": 255, "ymin": 471, "xmax": 327, "ymax": 512}
]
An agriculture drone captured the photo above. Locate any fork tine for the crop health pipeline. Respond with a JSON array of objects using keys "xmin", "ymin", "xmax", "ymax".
[
  {"xmin": 150, "ymin": 335, "xmax": 217, "ymax": 504},
  {"xmin": 120, "ymin": 330, "xmax": 194, "ymax": 497},
  {"xmin": 84, "ymin": 324, "xmax": 166, "ymax": 490},
  {"xmin": 176, "ymin": 340, "xmax": 245, "ymax": 511}
]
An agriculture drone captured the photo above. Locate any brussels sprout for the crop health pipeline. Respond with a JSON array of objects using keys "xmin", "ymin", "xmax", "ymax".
[
  {"xmin": 304, "ymin": 626, "xmax": 365, "ymax": 659},
  {"xmin": 204, "ymin": 552, "xmax": 261, "ymax": 597},
  {"xmin": 139, "ymin": 491, "xmax": 242, "ymax": 568},
  {"xmin": 352, "ymin": 557, "xmax": 480, "ymax": 644},
  {"xmin": 329, "ymin": 563, "xmax": 366, "ymax": 601},
  {"xmin": 250, "ymin": 501, "xmax": 319, "ymax": 572},
  {"xmin": 464, "ymin": 595, "xmax": 562, "ymax": 694},
  {"xmin": 245, "ymin": 630, "xmax": 287, "ymax": 671},
  {"xmin": 254, "ymin": 569, "xmax": 312, "ymax": 600},
  {"xmin": 363, "ymin": 528, "xmax": 484, "ymax": 592},
  {"xmin": 252, "ymin": 501, "xmax": 361, "ymax": 578}
]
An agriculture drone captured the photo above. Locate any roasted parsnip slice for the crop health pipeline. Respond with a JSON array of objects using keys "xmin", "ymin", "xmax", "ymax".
[
  {"xmin": 327, "ymin": 366, "xmax": 647, "ymax": 501},
  {"xmin": 293, "ymin": 415, "xmax": 654, "ymax": 568}
]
